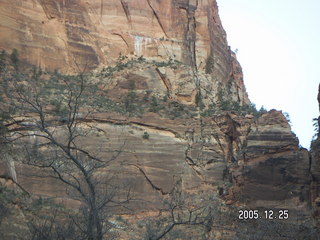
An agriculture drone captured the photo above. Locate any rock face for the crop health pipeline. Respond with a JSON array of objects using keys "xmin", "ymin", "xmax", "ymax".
[
  {"xmin": 0, "ymin": 0, "xmax": 250, "ymax": 107},
  {"xmin": 0, "ymin": 0, "xmax": 319, "ymax": 238},
  {"xmin": 0, "ymin": 0, "xmax": 239, "ymax": 80},
  {"xmin": 311, "ymin": 84, "xmax": 320, "ymax": 225},
  {"xmin": 3, "ymin": 107, "xmax": 315, "ymax": 239},
  {"xmin": 231, "ymin": 111, "xmax": 312, "ymax": 220}
]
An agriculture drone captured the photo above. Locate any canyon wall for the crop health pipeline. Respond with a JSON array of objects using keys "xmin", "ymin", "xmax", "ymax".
[
  {"xmin": 0, "ymin": 0, "xmax": 319, "ymax": 239},
  {"xmin": 0, "ymin": 0, "xmax": 249, "ymax": 105},
  {"xmin": 310, "ymin": 85, "xmax": 320, "ymax": 224},
  {"xmin": 0, "ymin": 0, "xmax": 232, "ymax": 76}
]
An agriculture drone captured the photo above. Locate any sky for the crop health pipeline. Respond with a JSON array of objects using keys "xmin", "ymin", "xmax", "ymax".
[{"xmin": 217, "ymin": 0, "xmax": 320, "ymax": 148}]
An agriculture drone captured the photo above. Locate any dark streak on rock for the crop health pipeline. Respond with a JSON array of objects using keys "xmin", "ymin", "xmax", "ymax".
[
  {"xmin": 155, "ymin": 68, "xmax": 172, "ymax": 96},
  {"xmin": 146, "ymin": 0, "xmax": 169, "ymax": 38},
  {"xmin": 112, "ymin": 33, "xmax": 130, "ymax": 49},
  {"xmin": 130, "ymin": 164, "xmax": 169, "ymax": 195},
  {"xmin": 120, "ymin": 0, "xmax": 131, "ymax": 23}
]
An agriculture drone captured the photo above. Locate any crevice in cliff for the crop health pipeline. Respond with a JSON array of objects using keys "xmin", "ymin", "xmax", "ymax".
[
  {"xmin": 211, "ymin": 118, "xmax": 226, "ymax": 157},
  {"xmin": 112, "ymin": 33, "xmax": 130, "ymax": 49},
  {"xmin": 188, "ymin": 14, "xmax": 197, "ymax": 71},
  {"xmin": 225, "ymin": 114, "xmax": 240, "ymax": 163},
  {"xmin": 83, "ymin": 117, "xmax": 181, "ymax": 139},
  {"xmin": 183, "ymin": 126, "xmax": 207, "ymax": 181},
  {"xmin": 146, "ymin": 0, "xmax": 169, "ymax": 38},
  {"xmin": 308, "ymin": 150, "xmax": 313, "ymax": 174},
  {"xmin": 184, "ymin": 145, "xmax": 205, "ymax": 181},
  {"xmin": 13, "ymin": 117, "xmax": 182, "ymax": 141},
  {"xmin": 205, "ymin": 6, "xmax": 215, "ymax": 74},
  {"xmin": 100, "ymin": 0, "xmax": 104, "ymax": 21},
  {"xmin": 182, "ymin": 2, "xmax": 198, "ymax": 71},
  {"xmin": 120, "ymin": 0, "xmax": 131, "ymax": 23},
  {"xmin": 211, "ymin": 114, "xmax": 241, "ymax": 163},
  {"xmin": 130, "ymin": 164, "xmax": 169, "ymax": 195},
  {"xmin": 130, "ymin": 121, "xmax": 180, "ymax": 138},
  {"xmin": 155, "ymin": 68, "xmax": 172, "ymax": 97}
]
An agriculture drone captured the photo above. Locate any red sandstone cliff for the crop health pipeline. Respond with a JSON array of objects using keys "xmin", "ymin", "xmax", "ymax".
[
  {"xmin": 0, "ymin": 0, "xmax": 249, "ymax": 105},
  {"xmin": 0, "ymin": 0, "xmax": 319, "ymax": 239},
  {"xmin": 0, "ymin": 0, "xmax": 232, "ymax": 76}
]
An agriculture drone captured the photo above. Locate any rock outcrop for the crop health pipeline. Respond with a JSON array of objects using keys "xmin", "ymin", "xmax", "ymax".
[
  {"xmin": 0, "ymin": 0, "xmax": 250, "ymax": 107},
  {"xmin": 231, "ymin": 110, "xmax": 312, "ymax": 223},
  {"xmin": 0, "ymin": 0, "xmax": 244, "ymax": 88},
  {"xmin": 3, "ymin": 105, "xmax": 315, "ymax": 238},
  {"xmin": 0, "ymin": 0, "xmax": 319, "ymax": 238},
  {"xmin": 311, "ymin": 84, "xmax": 320, "ymax": 225}
]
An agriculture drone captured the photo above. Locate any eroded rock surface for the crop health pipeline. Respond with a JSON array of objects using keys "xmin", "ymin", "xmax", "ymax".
[
  {"xmin": 311, "ymin": 84, "xmax": 320, "ymax": 225},
  {"xmin": 0, "ymin": 0, "xmax": 319, "ymax": 238},
  {"xmin": 4, "ymin": 109, "xmax": 312, "ymax": 221},
  {"xmin": 0, "ymin": 0, "xmax": 243, "ymax": 87}
]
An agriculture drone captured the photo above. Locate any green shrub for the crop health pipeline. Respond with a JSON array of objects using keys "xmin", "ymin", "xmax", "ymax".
[
  {"xmin": 128, "ymin": 79, "xmax": 136, "ymax": 90},
  {"xmin": 201, "ymin": 103, "xmax": 216, "ymax": 117},
  {"xmin": 143, "ymin": 131, "xmax": 150, "ymax": 139},
  {"xmin": 220, "ymin": 100, "xmax": 232, "ymax": 111},
  {"xmin": 312, "ymin": 117, "xmax": 319, "ymax": 140},
  {"xmin": 227, "ymin": 77, "xmax": 233, "ymax": 94},
  {"xmin": 10, "ymin": 48, "xmax": 19, "ymax": 70},
  {"xmin": 153, "ymin": 58, "xmax": 179, "ymax": 69},
  {"xmin": 124, "ymin": 91, "xmax": 138, "ymax": 113},
  {"xmin": 283, "ymin": 112, "xmax": 291, "ymax": 124},
  {"xmin": 168, "ymin": 228, "xmax": 186, "ymax": 239},
  {"xmin": 149, "ymin": 96, "xmax": 163, "ymax": 113},
  {"xmin": 205, "ymin": 56, "xmax": 214, "ymax": 74},
  {"xmin": 138, "ymin": 55, "xmax": 146, "ymax": 62},
  {"xmin": 0, "ymin": 50, "xmax": 7, "ymax": 72},
  {"xmin": 195, "ymin": 91, "xmax": 204, "ymax": 109},
  {"xmin": 162, "ymin": 95, "xmax": 168, "ymax": 102}
]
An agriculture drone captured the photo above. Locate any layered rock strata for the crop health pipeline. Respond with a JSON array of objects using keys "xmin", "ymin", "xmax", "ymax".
[
  {"xmin": 0, "ymin": 0, "xmax": 318, "ymax": 238},
  {"xmin": 0, "ymin": 0, "xmax": 243, "ymax": 88},
  {"xmin": 4, "ymin": 108, "xmax": 313, "ymax": 219}
]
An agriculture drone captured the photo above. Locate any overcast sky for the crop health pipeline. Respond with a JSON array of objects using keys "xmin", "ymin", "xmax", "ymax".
[{"xmin": 218, "ymin": 0, "xmax": 320, "ymax": 148}]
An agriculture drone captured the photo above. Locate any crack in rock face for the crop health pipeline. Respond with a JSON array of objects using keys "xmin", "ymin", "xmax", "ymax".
[{"xmin": 0, "ymin": 0, "xmax": 319, "ymax": 238}]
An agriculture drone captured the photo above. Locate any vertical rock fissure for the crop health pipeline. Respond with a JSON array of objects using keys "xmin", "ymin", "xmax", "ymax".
[
  {"xmin": 100, "ymin": 0, "xmax": 104, "ymax": 21},
  {"xmin": 131, "ymin": 164, "xmax": 169, "ymax": 195},
  {"xmin": 186, "ymin": 2, "xmax": 198, "ymax": 71},
  {"xmin": 211, "ymin": 118, "xmax": 227, "ymax": 157},
  {"xmin": 225, "ymin": 115, "xmax": 240, "ymax": 163},
  {"xmin": 120, "ymin": 0, "xmax": 131, "ymax": 23},
  {"xmin": 146, "ymin": 0, "xmax": 169, "ymax": 38},
  {"xmin": 112, "ymin": 33, "xmax": 130, "ymax": 49},
  {"xmin": 205, "ymin": 7, "xmax": 215, "ymax": 74},
  {"xmin": 156, "ymin": 68, "xmax": 172, "ymax": 97},
  {"xmin": 184, "ymin": 144, "xmax": 205, "ymax": 181},
  {"xmin": 184, "ymin": 129, "xmax": 205, "ymax": 180}
]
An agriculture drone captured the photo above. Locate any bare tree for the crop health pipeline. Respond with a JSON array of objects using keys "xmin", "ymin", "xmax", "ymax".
[
  {"xmin": 141, "ymin": 178, "xmax": 215, "ymax": 240},
  {"xmin": 0, "ymin": 57, "xmax": 131, "ymax": 240}
]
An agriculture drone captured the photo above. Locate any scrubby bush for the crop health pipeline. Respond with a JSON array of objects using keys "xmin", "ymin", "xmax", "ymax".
[
  {"xmin": 0, "ymin": 50, "xmax": 7, "ymax": 73},
  {"xmin": 124, "ymin": 91, "xmax": 138, "ymax": 113},
  {"xmin": 153, "ymin": 58, "xmax": 180, "ymax": 69},
  {"xmin": 143, "ymin": 131, "xmax": 150, "ymax": 139},
  {"xmin": 149, "ymin": 96, "xmax": 164, "ymax": 113},
  {"xmin": 195, "ymin": 91, "xmax": 204, "ymax": 109},
  {"xmin": 10, "ymin": 49, "xmax": 19, "ymax": 70},
  {"xmin": 201, "ymin": 103, "xmax": 216, "ymax": 117}
]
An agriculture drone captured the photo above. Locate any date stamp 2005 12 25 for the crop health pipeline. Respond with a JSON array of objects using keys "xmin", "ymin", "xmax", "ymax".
[{"xmin": 238, "ymin": 209, "xmax": 289, "ymax": 220}]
